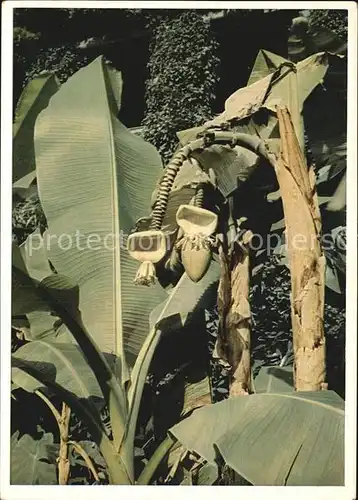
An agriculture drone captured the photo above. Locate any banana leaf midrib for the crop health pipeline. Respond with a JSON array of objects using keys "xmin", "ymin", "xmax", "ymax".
[{"xmin": 102, "ymin": 59, "xmax": 126, "ymax": 367}]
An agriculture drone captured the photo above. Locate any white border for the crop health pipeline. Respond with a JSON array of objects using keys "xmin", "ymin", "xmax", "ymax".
[{"xmin": 1, "ymin": 2, "xmax": 357, "ymax": 500}]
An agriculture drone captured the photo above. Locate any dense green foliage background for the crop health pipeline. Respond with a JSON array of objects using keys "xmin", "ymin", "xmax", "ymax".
[
  {"xmin": 307, "ymin": 9, "xmax": 348, "ymax": 38},
  {"xmin": 13, "ymin": 8, "xmax": 299, "ymax": 126},
  {"xmin": 141, "ymin": 12, "xmax": 220, "ymax": 161}
]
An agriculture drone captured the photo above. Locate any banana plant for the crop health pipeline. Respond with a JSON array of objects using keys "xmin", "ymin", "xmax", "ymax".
[
  {"xmin": 11, "ymin": 50, "xmax": 347, "ymax": 486},
  {"xmin": 11, "ymin": 56, "xmax": 220, "ymax": 484},
  {"xmin": 12, "ymin": 234, "xmax": 220, "ymax": 484}
]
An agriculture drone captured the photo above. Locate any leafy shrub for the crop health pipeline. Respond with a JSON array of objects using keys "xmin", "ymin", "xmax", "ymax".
[
  {"xmin": 24, "ymin": 45, "xmax": 90, "ymax": 87},
  {"xmin": 251, "ymin": 255, "xmax": 292, "ymax": 371},
  {"xmin": 12, "ymin": 193, "xmax": 47, "ymax": 245},
  {"xmin": 142, "ymin": 12, "xmax": 219, "ymax": 162},
  {"xmin": 306, "ymin": 9, "xmax": 348, "ymax": 40}
]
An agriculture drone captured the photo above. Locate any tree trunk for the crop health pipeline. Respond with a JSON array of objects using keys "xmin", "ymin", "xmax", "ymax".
[{"xmin": 273, "ymin": 105, "xmax": 327, "ymax": 391}]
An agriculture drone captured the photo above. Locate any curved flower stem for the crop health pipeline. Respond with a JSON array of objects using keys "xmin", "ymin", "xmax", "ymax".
[
  {"xmin": 68, "ymin": 440, "xmax": 100, "ymax": 482},
  {"xmin": 136, "ymin": 435, "xmax": 176, "ymax": 485},
  {"xmin": 35, "ymin": 389, "xmax": 61, "ymax": 422}
]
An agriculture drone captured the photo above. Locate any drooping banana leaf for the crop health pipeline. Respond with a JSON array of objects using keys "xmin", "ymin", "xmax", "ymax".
[
  {"xmin": 11, "ymin": 431, "xmax": 57, "ymax": 485},
  {"xmin": 11, "ymin": 340, "xmax": 107, "ymax": 410},
  {"xmin": 285, "ymin": 21, "xmax": 347, "ymax": 214},
  {"xmin": 170, "ymin": 390, "xmax": 344, "ymax": 486},
  {"xmin": 12, "ymin": 238, "xmax": 50, "ymax": 316},
  {"xmin": 34, "ymin": 56, "xmax": 167, "ymax": 377},
  {"xmin": 249, "ymin": 52, "xmax": 347, "ymax": 288},
  {"xmin": 10, "ymin": 364, "xmax": 122, "ymax": 481},
  {"xmin": 207, "ymin": 67, "xmax": 277, "ymax": 127},
  {"xmin": 11, "ymin": 341, "xmax": 111, "ymax": 446},
  {"xmin": 191, "ymin": 145, "xmax": 260, "ymax": 198},
  {"xmin": 12, "ymin": 237, "xmax": 130, "ymax": 452},
  {"xmin": 268, "ymin": 54, "xmax": 346, "ymax": 290},
  {"xmin": 305, "ymin": 57, "xmax": 346, "ymax": 284},
  {"xmin": 13, "ymin": 73, "xmax": 60, "ymax": 183},
  {"xmin": 219, "ymin": 51, "xmax": 340, "ymax": 150},
  {"xmin": 12, "ymin": 231, "xmax": 73, "ymax": 342},
  {"xmin": 266, "ymin": 53, "xmax": 333, "ymax": 148},
  {"xmin": 175, "ymin": 51, "xmax": 341, "ymax": 202}
]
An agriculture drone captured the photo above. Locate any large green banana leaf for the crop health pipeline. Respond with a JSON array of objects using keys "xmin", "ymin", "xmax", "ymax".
[
  {"xmin": 170, "ymin": 390, "xmax": 344, "ymax": 486},
  {"xmin": 34, "ymin": 56, "xmax": 167, "ymax": 376},
  {"xmin": 13, "ymin": 73, "xmax": 60, "ymax": 183}
]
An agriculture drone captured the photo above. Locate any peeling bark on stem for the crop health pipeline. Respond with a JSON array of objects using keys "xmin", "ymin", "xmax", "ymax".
[
  {"xmin": 217, "ymin": 232, "xmax": 253, "ymax": 396},
  {"xmin": 229, "ymin": 242, "xmax": 252, "ymax": 396},
  {"xmin": 273, "ymin": 106, "xmax": 326, "ymax": 391},
  {"xmin": 58, "ymin": 403, "xmax": 71, "ymax": 485}
]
